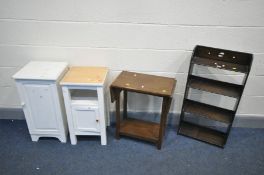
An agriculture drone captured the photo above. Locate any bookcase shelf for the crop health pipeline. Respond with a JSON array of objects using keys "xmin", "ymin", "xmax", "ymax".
[
  {"xmin": 189, "ymin": 75, "xmax": 243, "ymax": 98},
  {"xmin": 178, "ymin": 121, "xmax": 227, "ymax": 147},
  {"xmin": 178, "ymin": 45, "xmax": 253, "ymax": 148},
  {"xmin": 183, "ymin": 99, "xmax": 234, "ymax": 124}
]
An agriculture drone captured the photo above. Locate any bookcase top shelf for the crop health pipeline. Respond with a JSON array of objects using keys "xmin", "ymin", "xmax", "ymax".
[
  {"xmin": 193, "ymin": 45, "xmax": 253, "ymax": 73},
  {"xmin": 192, "ymin": 56, "xmax": 249, "ymax": 73}
]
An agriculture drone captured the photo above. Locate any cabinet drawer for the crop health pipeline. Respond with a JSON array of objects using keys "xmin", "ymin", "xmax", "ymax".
[{"xmin": 71, "ymin": 105, "xmax": 100, "ymax": 132}]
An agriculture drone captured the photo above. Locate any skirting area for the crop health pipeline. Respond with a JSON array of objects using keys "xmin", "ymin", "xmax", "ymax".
[
  {"xmin": 0, "ymin": 119, "xmax": 263, "ymax": 175},
  {"xmin": 1, "ymin": 108, "xmax": 264, "ymax": 128}
]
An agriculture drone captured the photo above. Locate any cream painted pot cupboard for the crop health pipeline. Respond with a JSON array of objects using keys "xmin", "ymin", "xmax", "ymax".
[
  {"xmin": 60, "ymin": 67, "xmax": 109, "ymax": 145},
  {"xmin": 13, "ymin": 61, "xmax": 69, "ymax": 142}
]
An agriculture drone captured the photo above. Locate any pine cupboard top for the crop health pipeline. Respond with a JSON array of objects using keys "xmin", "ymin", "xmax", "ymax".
[
  {"xmin": 110, "ymin": 71, "xmax": 176, "ymax": 97},
  {"xmin": 13, "ymin": 61, "xmax": 68, "ymax": 81},
  {"xmin": 60, "ymin": 66, "xmax": 108, "ymax": 86}
]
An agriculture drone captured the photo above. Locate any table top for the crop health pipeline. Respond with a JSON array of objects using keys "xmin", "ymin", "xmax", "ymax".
[
  {"xmin": 13, "ymin": 61, "xmax": 68, "ymax": 81},
  {"xmin": 60, "ymin": 66, "xmax": 108, "ymax": 86},
  {"xmin": 110, "ymin": 71, "xmax": 176, "ymax": 97}
]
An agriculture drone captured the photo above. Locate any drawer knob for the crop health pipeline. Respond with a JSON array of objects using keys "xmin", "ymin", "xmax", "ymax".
[{"xmin": 96, "ymin": 119, "xmax": 99, "ymax": 122}]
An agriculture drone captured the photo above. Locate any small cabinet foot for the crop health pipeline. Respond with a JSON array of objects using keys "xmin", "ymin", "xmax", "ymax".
[
  {"xmin": 156, "ymin": 142, "xmax": 162, "ymax": 150},
  {"xmin": 101, "ymin": 135, "xmax": 107, "ymax": 145},
  {"xmin": 70, "ymin": 134, "xmax": 77, "ymax": 145},
  {"xmin": 31, "ymin": 135, "xmax": 40, "ymax": 142}
]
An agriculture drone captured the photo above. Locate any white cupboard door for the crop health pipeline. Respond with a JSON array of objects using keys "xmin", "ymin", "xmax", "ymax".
[
  {"xmin": 24, "ymin": 84, "xmax": 59, "ymax": 131},
  {"xmin": 71, "ymin": 105, "xmax": 100, "ymax": 132}
]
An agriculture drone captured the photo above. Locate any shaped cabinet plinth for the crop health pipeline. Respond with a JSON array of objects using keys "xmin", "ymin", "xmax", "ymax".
[{"xmin": 13, "ymin": 61, "xmax": 69, "ymax": 142}]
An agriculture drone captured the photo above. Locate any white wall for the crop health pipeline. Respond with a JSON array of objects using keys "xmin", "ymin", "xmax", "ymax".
[{"xmin": 0, "ymin": 0, "xmax": 264, "ymax": 118}]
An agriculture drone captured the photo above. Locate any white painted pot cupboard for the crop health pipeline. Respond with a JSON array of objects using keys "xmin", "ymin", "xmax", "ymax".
[
  {"xmin": 60, "ymin": 67, "xmax": 109, "ymax": 145},
  {"xmin": 13, "ymin": 61, "xmax": 69, "ymax": 142}
]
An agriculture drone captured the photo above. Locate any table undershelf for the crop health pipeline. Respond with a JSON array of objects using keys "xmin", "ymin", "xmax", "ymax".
[{"xmin": 120, "ymin": 119, "xmax": 160, "ymax": 143}]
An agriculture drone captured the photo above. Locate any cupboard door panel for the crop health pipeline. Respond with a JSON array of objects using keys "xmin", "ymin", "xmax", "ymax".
[
  {"xmin": 24, "ymin": 84, "xmax": 58, "ymax": 130},
  {"xmin": 71, "ymin": 105, "xmax": 100, "ymax": 132}
]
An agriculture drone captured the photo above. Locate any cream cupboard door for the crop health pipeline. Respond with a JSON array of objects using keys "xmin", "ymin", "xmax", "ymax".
[
  {"xmin": 23, "ymin": 83, "xmax": 59, "ymax": 132},
  {"xmin": 71, "ymin": 105, "xmax": 100, "ymax": 132}
]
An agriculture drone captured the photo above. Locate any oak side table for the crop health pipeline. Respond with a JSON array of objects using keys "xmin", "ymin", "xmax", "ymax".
[
  {"xmin": 60, "ymin": 67, "xmax": 109, "ymax": 145},
  {"xmin": 110, "ymin": 71, "xmax": 176, "ymax": 149}
]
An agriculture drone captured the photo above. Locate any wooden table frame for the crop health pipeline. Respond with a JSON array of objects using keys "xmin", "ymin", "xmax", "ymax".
[{"xmin": 110, "ymin": 71, "xmax": 176, "ymax": 149}]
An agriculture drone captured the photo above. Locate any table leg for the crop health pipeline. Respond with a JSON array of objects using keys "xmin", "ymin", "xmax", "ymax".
[
  {"xmin": 115, "ymin": 90, "xmax": 121, "ymax": 140},
  {"xmin": 157, "ymin": 97, "xmax": 172, "ymax": 149},
  {"xmin": 123, "ymin": 90, "xmax": 127, "ymax": 119},
  {"xmin": 163, "ymin": 98, "xmax": 172, "ymax": 136}
]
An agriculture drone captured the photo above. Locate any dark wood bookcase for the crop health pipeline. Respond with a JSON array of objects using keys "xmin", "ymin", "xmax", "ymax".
[{"xmin": 177, "ymin": 45, "xmax": 253, "ymax": 148}]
